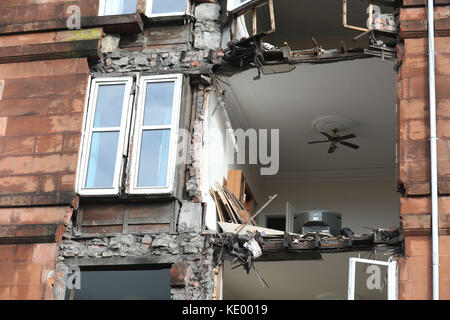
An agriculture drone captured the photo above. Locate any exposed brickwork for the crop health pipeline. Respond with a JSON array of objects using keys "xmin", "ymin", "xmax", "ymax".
[{"xmin": 0, "ymin": 59, "xmax": 89, "ymax": 206}]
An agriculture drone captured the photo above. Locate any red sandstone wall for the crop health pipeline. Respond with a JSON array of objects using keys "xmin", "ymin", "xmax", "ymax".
[
  {"xmin": 398, "ymin": 3, "xmax": 450, "ymax": 300},
  {"xmin": 0, "ymin": 243, "xmax": 57, "ymax": 300},
  {"xmin": 0, "ymin": 0, "xmax": 99, "ymax": 34},
  {"xmin": 0, "ymin": 58, "xmax": 90, "ymax": 206}
]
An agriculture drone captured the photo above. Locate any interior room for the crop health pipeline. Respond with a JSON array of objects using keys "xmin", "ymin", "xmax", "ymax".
[
  {"xmin": 210, "ymin": 57, "xmax": 399, "ymax": 299},
  {"xmin": 205, "ymin": 0, "xmax": 400, "ymax": 300}
]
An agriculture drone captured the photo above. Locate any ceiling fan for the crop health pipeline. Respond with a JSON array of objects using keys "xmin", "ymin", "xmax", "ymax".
[{"xmin": 307, "ymin": 128, "xmax": 359, "ymax": 154}]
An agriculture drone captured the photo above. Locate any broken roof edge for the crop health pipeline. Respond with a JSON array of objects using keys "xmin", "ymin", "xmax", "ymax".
[{"xmin": 213, "ymin": 37, "xmax": 390, "ymax": 77}]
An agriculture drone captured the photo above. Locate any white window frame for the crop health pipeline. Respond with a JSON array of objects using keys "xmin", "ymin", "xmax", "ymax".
[
  {"xmin": 347, "ymin": 257, "xmax": 398, "ymax": 300},
  {"xmin": 98, "ymin": 0, "xmax": 138, "ymax": 16},
  {"xmin": 145, "ymin": 0, "xmax": 190, "ymax": 18},
  {"xmin": 227, "ymin": 0, "xmax": 254, "ymax": 12},
  {"xmin": 77, "ymin": 77, "xmax": 134, "ymax": 196},
  {"xmin": 129, "ymin": 74, "xmax": 183, "ymax": 195}
]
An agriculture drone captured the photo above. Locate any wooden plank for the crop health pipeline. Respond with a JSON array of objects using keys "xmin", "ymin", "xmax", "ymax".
[
  {"xmin": 65, "ymin": 255, "xmax": 179, "ymax": 267},
  {"xmin": 75, "ymin": 208, "xmax": 83, "ymax": 234},
  {"xmin": 215, "ymin": 183, "xmax": 239, "ymax": 224},
  {"xmin": 122, "ymin": 209, "xmax": 129, "ymax": 234},
  {"xmin": 81, "ymin": 204, "xmax": 126, "ymax": 222},
  {"xmin": 222, "ymin": 186, "xmax": 245, "ymax": 223},
  {"xmin": 223, "ymin": 186, "xmax": 254, "ymax": 225},
  {"xmin": 144, "ymin": 24, "xmax": 191, "ymax": 46},
  {"xmin": 226, "ymin": 170, "xmax": 244, "ymax": 201},
  {"xmin": 210, "ymin": 189, "xmax": 226, "ymax": 222},
  {"xmin": 128, "ymin": 201, "xmax": 174, "ymax": 224}
]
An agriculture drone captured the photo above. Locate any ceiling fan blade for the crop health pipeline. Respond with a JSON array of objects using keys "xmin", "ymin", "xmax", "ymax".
[
  {"xmin": 339, "ymin": 141, "xmax": 359, "ymax": 149},
  {"xmin": 328, "ymin": 145, "xmax": 336, "ymax": 154},
  {"xmin": 337, "ymin": 134, "xmax": 356, "ymax": 141},
  {"xmin": 308, "ymin": 140, "xmax": 329, "ymax": 144},
  {"xmin": 320, "ymin": 132, "xmax": 332, "ymax": 139}
]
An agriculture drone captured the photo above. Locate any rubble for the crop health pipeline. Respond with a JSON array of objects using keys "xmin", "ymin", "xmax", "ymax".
[{"xmin": 56, "ymin": 232, "xmax": 216, "ymax": 300}]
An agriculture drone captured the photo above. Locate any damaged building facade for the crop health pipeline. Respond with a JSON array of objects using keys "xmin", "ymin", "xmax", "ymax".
[{"xmin": 0, "ymin": 0, "xmax": 449, "ymax": 300}]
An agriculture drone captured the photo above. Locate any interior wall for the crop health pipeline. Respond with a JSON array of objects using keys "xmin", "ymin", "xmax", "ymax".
[
  {"xmin": 223, "ymin": 177, "xmax": 400, "ymax": 300},
  {"xmin": 258, "ymin": 178, "xmax": 400, "ymax": 234},
  {"xmin": 223, "ymin": 251, "xmax": 390, "ymax": 300},
  {"xmin": 204, "ymin": 91, "xmax": 264, "ymax": 230}
]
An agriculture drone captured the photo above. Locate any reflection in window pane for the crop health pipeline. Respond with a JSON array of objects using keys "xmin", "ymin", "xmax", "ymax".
[
  {"xmin": 85, "ymin": 132, "xmax": 119, "ymax": 188},
  {"xmin": 94, "ymin": 84, "xmax": 125, "ymax": 128},
  {"xmin": 143, "ymin": 82, "xmax": 174, "ymax": 126},
  {"xmin": 151, "ymin": 0, "xmax": 186, "ymax": 14},
  {"xmin": 138, "ymin": 130, "xmax": 170, "ymax": 187},
  {"xmin": 104, "ymin": 0, "xmax": 137, "ymax": 15}
]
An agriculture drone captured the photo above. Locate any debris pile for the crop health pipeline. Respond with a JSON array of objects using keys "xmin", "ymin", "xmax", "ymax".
[{"xmin": 209, "ymin": 183, "xmax": 255, "ymax": 225}]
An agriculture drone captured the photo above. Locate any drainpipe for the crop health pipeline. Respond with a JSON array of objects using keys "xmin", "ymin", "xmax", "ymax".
[{"xmin": 427, "ymin": 0, "xmax": 439, "ymax": 300}]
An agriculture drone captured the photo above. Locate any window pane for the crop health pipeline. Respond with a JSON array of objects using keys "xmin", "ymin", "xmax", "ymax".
[
  {"xmin": 143, "ymin": 81, "xmax": 174, "ymax": 126},
  {"xmin": 94, "ymin": 84, "xmax": 125, "ymax": 128},
  {"xmin": 104, "ymin": 0, "xmax": 137, "ymax": 15},
  {"xmin": 138, "ymin": 130, "xmax": 170, "ymax": 187},
  {"xmin": 85, "ymin": 132, "xmax": 119, "ymax": 189},
  {"xmin": 151, "ymin": 0, "xmax": 186, "ymax": 14},
  {"xmin": 67, "ymin": 269, "xmax": 171, "ymax": 300}
]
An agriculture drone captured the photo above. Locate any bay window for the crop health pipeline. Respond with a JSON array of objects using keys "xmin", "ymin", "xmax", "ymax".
[{"xmin": 77, "ymin": 74, "xmax": 183, "ymax": 196}]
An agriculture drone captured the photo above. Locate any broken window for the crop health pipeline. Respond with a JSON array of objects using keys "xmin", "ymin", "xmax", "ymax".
[
  {"xmin": 99, "ymin": 0, "xmax": 138, "ymax": 16},
  {"xmin": 145, "ymin": 0, "xmax": 190, "ymax": 17},
  {"xmin": 226, "ymin": 0, "xmax": 276, "ymax": 42},
  {"xmin": 77, "ymin": 74, "xmax": 183, "ymax": 196}
]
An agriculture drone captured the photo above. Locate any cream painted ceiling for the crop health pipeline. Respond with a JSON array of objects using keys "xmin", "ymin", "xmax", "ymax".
[{"xmin": 223, "ymin": 58, "xmax": 397, "ymax": 180}]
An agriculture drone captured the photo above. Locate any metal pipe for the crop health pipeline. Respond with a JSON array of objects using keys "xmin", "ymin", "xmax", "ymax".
[{"xmin": 427, "ymin": 0, "xmax": 440, "ymax": 300}]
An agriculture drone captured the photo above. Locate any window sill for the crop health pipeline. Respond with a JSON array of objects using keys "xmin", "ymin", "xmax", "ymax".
[
  {"xmin": 77, "ymin": 192, "xmax": 177, "ymax": 203},
  {"xmin": 142, "ymin": 13, "xmax": 194, "ymax": 25},
  {"xmin": 84, "ymin": 13, "xmax": 144, "ymax": 34}
]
